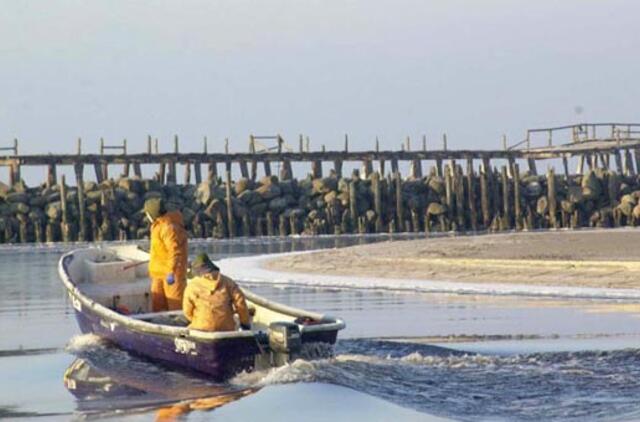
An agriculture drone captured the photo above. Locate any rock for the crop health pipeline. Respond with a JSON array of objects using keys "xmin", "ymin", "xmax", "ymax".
[
  {"xmin": 338, "ymin": 179, "xmax": 350, "ymax": 193},
  {"xmin": 46, "ymin": 202, "xmax": 62, "ymax": 220},
  {"xmin": 256, "ymin": 184, "xmax": 281, "ymax": 200},
  {"xmin": 204, "ymin": 199, "xmax": 225, "ymax": 218},
  {"xmin": 581, "ymin": 171, "xmax": 601, "ymax": 199},
  {"xmin": 235, "ymin": 178, "xmax": 251, "ymax": 195},
  {"xmin": 12, "ymin": 180, "xmax": 28, "ymax": 193},
  {"xmin": 144, "ymin": 191, "xmax": 164, "ymax": 201},
  {"xmin": 324, "ymin": 191, "xmax": 338, "ymax": 205},
  {"xmin": 250, "ymin": 202, "xmax": 269, "ymax": 216},
  {"xmin": 119, "ymin": 177, "xmax": 144, "ymax": 194},
  {"xmin": 238, "ymin": 190, "xmax": 263, "ymax": 206},
  {"xmin": 269, "ymin": 197, "xmax": 289, "ymax": 213},
  {"xmin": 427, "ymin": 176, "xmax": 445, "ymax": 196},
  {"xmin": 524, "ymin": 181, "xmax": 542, "ymax": 198},
  {"xmin": 536, "ymin": 196, "xmax": 548, "ymax": 215},
  {"xmin": 29, "ymin": 196, "xmax": 48, "ymax": 208},
  {"xmin": 260, "ymin": 175, "xmax": 278, "ymax": 187},
  {"xmin": 279, "ymin": 180, "xmax": 296, "ymax": 196},
  {"xmin": 6, "ymin": 192, "xmax": 29, "ymax": 203},
  {"xmin": 634, "ymin": 204, "xmax": 640, "ymax": 220},
  {"xmin": 10, "ymin": 202, "xmax": 29, "ymax": 214},
  {"xmin": 84, "ymin": 181, "xmax": 98, "ymax": 192},
  {"xmin": 365, "ymin": 209, "xmax": 377, "ymax": 222},
  {"xmin": 312, "ymin": 177, "xmax": 337, "ymax": 195},
  {"xmin": 561, "ymin": 200, "xmax": 575, "ymax": 213},
  {"xmin": 426, "ymin": 202, "xmax": 446, "ymax": 215},
  {"xmin": 567, "ymin": 186, "xmax": 584, "ymax": 204},
  {"xmin": 0, "ymin": 181, "xmax": 10, "ymax": 199}
]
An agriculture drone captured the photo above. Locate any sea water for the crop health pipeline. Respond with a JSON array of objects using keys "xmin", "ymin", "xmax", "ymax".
[{"xmin": 2, "ymin": 235, "xmax": 640, "ymax": 421}]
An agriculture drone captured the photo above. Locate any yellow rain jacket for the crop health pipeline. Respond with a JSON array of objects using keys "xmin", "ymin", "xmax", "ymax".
[
  {"xmin": 149, "ymin": 211, "xmax": 188, "ymax": 311},
  {"xmin": 182, "ymin": 273, "xmax": 250, "ymax": 332}
]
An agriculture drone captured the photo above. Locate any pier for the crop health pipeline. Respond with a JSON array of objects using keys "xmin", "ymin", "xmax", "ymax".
[{"xmin": 1, "ymin": 122, "xmax": 640, "ymax": 243}]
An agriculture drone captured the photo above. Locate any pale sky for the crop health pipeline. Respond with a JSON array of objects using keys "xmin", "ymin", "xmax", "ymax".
[{"xmin": 1, "ymin": 0, "xmax": 639, "ymax": 159}]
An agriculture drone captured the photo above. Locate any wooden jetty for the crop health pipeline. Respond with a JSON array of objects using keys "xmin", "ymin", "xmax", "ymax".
[{"xmin": 1, "ymin": 122, "xmax": 640, "ymax": 243}]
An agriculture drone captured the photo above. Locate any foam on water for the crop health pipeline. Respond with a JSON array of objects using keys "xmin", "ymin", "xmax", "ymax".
[{"xmin": 65, "ymin": 334, "xmax": 107, "ymax": 353}]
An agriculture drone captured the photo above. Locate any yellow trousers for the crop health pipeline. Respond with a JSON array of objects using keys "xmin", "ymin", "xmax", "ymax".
[{"xmin": 150, "ymin": 276, "xmax": 186, "ymax": 312}]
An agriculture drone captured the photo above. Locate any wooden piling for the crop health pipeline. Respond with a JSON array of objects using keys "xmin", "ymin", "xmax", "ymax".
[
  {"xmin": 311, "ymin": 160, "xmax": 322, "ymax": 179},
  {"xmin": 133, "ymin": 162, "xmax": 142, "ymax": 178},
  {"xmin": 74, "ymin": 163, "xmax": 87, "ymax": 241},
  {"xmin": 501, "ymin": 166, "xmax": 511, "ymax": 229},
  {"xmin": 466, "ymin": 158, "xmax": 478, "ymax": 231},
  {"xmin": 263, "ymin": 161, "xmax": 272, "ymax": 177},
  {"xmin": 445, "ymin": 164, "xmax": 453, "ymax": 228},
  {"xmin": 349, "ymin": 181, "xmax": 358, "ymax": 231},
  {"xmin": 60, "ymin": 175, "xmax": 72, "ymax": 242},
  {"xmin": 480, "ymin": 161, "xmax": 490, "ymax": 228},
  {"xmin": 94, "ymin": 163, "xmax": 104, "ymax": 183},
  {"xmin": 334, "ymin": 159, "xmax": 343, "ymax": 178},
  {"xmin": 395, "ymin": 171, "xmax": 404, "ymax": 232},
  {"xmin": 614, "ymin": 150, "xmax": 623, "ymax": 174},
  {"xmin": 225, "ymin": 171, "xmax": 235, "ymax": 237},
  {"xmin": 454, "ymin": 165, "xmax": 465, "ymax": 229},
  {"xmin": 194, "ymin": 162, "xmax": 202, "ymax": 184},
  {"xmin": 547, "ymin": 167, "xmax": 557, "ymax": 228},
  {"xmin": 158, "ymin": 162, "xmax": 166, "ymax": 183},
  {"xmin": 527, "ymin": 158, "xmax": 537, "ymax": 176},
  {"xmin": 239, "ymin": 160, "xmax": 249, "ymax": 179},
  {"xmin": 280, "ymin": 160, "xmax": 293, "ymax": 181},
  {"xmin": 167, "ymin": 160, "xmax": 177, "ymax": 184},
  {"xmin": 512, "ymin": 163, "xmax": 522, "ymax": 230},
  {"xmin": 184, "ymin": 162, "xmax": 191, "ymax": 185},
  {"xmin": 208, "ymin": 162, "xmax": 217, "ymax": 182},
  {"xmin": 371, "ymin": 172, "xmax": 383, "ymax": 232},
  {"xmin": 47, "ymin": 164, "xmax": 57, "ymax": 187}
]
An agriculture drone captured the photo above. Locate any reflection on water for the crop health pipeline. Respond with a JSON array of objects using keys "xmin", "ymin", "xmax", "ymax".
[{"xmin": 63, "ymin": 343, "xmax": 259, "ymax": 421}]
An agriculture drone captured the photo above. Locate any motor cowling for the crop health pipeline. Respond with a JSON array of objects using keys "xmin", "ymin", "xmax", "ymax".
[{"xmin": 268, "ymin": 322, "xmax": 302, "ymax": 365}]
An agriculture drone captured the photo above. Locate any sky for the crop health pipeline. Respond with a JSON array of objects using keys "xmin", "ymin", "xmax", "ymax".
[{"xmin": 0, "ymin": 0, "xmax": 639, "ymax": 171}]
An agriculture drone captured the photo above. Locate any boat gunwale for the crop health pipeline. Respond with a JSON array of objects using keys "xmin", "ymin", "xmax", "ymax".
[{"xmin": 58, "ymin": 247, "xmax": 345, "ymax": 342}]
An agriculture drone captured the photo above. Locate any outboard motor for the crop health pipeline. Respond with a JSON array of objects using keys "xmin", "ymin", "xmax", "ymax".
[{"xmin": 268, "ymin": 321, "xmax": 302, "ymax": 366}]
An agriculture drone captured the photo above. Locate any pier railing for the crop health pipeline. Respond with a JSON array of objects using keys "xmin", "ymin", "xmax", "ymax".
[{"xmin": 508, "ymin": 122, "xmax": 640, "ymax": 151}]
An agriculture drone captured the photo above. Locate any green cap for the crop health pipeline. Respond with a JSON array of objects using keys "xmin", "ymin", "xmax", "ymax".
[
  {"xmin": 143, "ymin": 198, "xmax": 166, "ymax": 220},
  {"xmin": 190, "ymin": 252, "xmax": 220, "ymax": 276}
]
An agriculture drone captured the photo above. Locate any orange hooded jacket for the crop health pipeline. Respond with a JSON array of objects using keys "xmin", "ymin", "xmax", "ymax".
[
  {"xmin": 148, "ymin": 211, "xmax": 188, "ymax": 282},
  {"xmin": 182, "ymin": 273, "xmax": 250, "ymax": 332}
]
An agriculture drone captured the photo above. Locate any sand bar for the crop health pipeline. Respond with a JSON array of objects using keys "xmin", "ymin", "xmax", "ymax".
[{"xmin": 263, "ymin": 229, "xmax": 640, "ymax": 290}]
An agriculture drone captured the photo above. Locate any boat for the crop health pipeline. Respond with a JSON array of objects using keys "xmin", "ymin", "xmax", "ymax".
[{"xmin": 58, "ymin": 245, "xmax": 345, "ymax": 380}]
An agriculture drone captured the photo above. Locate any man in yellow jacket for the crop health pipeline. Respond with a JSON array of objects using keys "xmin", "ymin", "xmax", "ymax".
[
  {"xmin": 144, "ymin": 198, "xmax": 188, "ymax": 312},
  {"xmin": 183, "ymin": 253, "xmax": 251, "ymax": 332}
]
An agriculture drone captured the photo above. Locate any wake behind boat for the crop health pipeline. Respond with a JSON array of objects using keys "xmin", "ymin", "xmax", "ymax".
[{"xmin": 58, "ymin": 245, "xmax": 345, "ymax": 380}]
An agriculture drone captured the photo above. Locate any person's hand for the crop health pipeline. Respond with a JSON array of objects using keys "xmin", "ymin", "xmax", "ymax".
[
  {"xmin": 240, "ymin": 323, "xmax": 251, "ymax": 331},
  {"xmin": 166, "ymin": 273, "xmax": 175, "ymax": 285}
]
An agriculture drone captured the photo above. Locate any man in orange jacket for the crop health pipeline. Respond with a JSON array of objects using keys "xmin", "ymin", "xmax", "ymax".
[
  {"xmin": 183, "ymin": 253, "xmax": 251, "ymax": 332},
  {"xmin": 144, "ymin": 198, "xmax": 188, "ymax": 312}
]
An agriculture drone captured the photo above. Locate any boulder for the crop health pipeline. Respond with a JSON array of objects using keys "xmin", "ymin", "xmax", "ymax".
[
  {"xmin": 312, "ymin": 177, "xmax": 337, "ymax": 195},
  {"xmin": 10, "ymin": 202, "xmax": 29, "ymax": 214},
  {"xmin": 238, "ymin": 190, "xmax": 263, "ymax": 206},
  {"xmin": 256, "ymin": 184, "xmax": 281, "ymax": 200},
  {"xmin": 235, "ymin": 178, "xmax": 251, "ymax": 195},
  {"xmin": 6, "ymin": 192, "xmax": 29, "ymax": 204},
  {"xmin": 426, "ymin": 202, "xmax": 446, "ymax": 216},
  {"xmin": 268, "ymin": 197, "xmax": 289, "ymax": 213}
]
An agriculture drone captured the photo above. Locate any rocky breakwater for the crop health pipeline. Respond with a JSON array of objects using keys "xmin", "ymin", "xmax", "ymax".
[{"xmin": 1, "ymin": 165, "xmax": 639, "ymax": 244}]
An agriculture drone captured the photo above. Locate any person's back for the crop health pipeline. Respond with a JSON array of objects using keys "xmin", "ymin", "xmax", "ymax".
[{"xmin": 183, "ymin": 253, "xmax": 250, "ymax": 332}]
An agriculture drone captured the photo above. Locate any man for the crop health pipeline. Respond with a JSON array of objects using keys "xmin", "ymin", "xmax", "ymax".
[
  {"xmin": 183, "ymin": 253, "xmax": 251, "ymax": 332},
  {"xmin": 144, "ymin": 198, "xmax": 188, "ymax": 312}
]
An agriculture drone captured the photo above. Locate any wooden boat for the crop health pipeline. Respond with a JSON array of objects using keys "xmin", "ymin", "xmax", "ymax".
[{"xmin": 58, "ymin": 245, "xmax": 345, "ymax": 380}]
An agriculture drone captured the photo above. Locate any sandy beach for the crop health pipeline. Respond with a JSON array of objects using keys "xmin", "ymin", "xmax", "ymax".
[{"xmin": 264, "ymin": 229, "xmax": 640, "ymax": 290}]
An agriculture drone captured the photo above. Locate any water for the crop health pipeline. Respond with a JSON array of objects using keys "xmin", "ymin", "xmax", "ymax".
[{"xmin": 2, "ymin": 235, "xmax": 640, "ymax": 421}]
